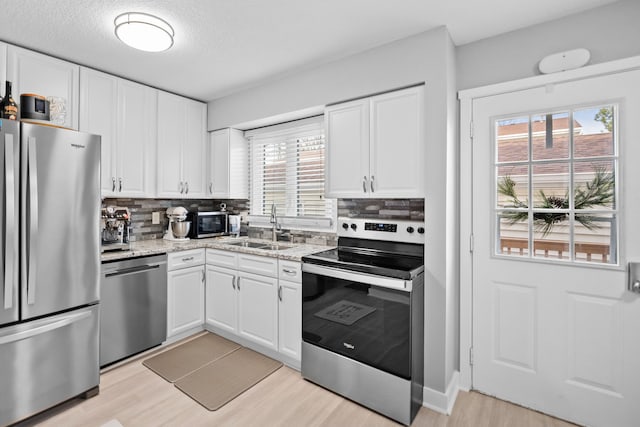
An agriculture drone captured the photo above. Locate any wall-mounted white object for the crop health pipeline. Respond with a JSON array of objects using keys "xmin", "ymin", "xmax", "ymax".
[{"xmin": 538, "ymin": 48, "xmax": 590, "ymax": 74}]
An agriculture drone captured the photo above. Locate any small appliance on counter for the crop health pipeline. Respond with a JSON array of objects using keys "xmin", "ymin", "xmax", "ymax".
[
  {"xmin": 101, "ymin": 206, "xmax": 131, "ymax": 252},
  {"xmin": 164, "ymin": 206, "xmax": 191, "ymax": 241},
  {"xmin": 187, "ymin": 210, "xmax": 227, "ymax": 238},
  {"xmin": 228, "ymin": 215, "xmax": 241, "ymax": 237}
]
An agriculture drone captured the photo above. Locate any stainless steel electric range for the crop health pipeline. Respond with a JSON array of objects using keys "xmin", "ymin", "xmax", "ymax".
[{"xmin": 301, "ymin": 217, "xmax": 425, "ymax": 426}]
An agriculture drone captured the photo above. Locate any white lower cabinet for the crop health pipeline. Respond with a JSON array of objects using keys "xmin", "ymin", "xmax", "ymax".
[
  {"xmin": 237, "ymin": 271, "xmax": 278, "ymax": 350},
  {"xmin": 278, "ymin": 260, "xmax": 302, "ymax": 361},
  {"xmin": 204, "ymin": 249, "xmax": 303, "ymax": 364},
  {"xmin": 205, "ymin": 249, "xmax": 279, "ymax": 352},
  {"xmin": 167, "ymin": 250, "xmax": 205, "ymax": 338},
  {"xmin": 205, "ymin": 264, "xmax": 237, "ymax": 333},
  {"xmin": 278, "ymin": 279, "xmax": 301, "ymax": 360}
]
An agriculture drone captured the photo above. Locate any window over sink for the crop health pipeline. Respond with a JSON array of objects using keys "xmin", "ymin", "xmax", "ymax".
[{"xmin": 245, "ymin": 116, "xmax": 335, "ymax": 231}]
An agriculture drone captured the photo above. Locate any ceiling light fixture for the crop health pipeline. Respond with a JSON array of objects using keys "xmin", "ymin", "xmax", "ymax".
[{"xmin": 114, "ymin": 12, "xmax": 174, "ymax": 52}]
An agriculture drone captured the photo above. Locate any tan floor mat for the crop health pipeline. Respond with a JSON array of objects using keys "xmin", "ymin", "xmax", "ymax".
[
  {"xmin": 143, "ymin": 333, "xmax": 241, "ymax": 382},
  {"xmin": 174, "ymin": 347, "xmax": 283, "ymax": 411}
]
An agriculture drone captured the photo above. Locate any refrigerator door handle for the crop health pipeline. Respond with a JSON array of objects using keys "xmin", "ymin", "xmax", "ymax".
[
  {"xmin": 0, "ymin": 309, "xmax": 92, "ymax": 345},
  {"xmin": 3, "ymin": 133, "xmax": 17, "ymax": 309},
  {"xmin": 26, "ymin": 137, "xmax": 38, "ymax": 305}
]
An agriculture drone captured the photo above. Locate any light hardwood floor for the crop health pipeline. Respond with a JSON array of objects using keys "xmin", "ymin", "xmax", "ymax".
[{"xmin": 19, "ymin": 334, "xmax": 578, "ymax": 427}]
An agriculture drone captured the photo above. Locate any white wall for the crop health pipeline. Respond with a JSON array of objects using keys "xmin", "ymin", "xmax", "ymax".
[
  {"xmin": 208, "ymin": 27, "xmax": 460, "ymax": 398},
  {"xmin": 456, "ymin": 0, "xmax": 640, "ymax": 90}
]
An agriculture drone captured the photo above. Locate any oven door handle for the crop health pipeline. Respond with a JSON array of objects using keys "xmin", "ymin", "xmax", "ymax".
[{"xmin": 302, "ymin": 263, "xmax": 412, "ymax": 292}]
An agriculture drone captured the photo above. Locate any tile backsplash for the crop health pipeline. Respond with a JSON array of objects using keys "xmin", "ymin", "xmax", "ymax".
[
  {"xmin": 103, "ymin": 198, "xmax": 248, "ymax": 241},
  {"xmin": 104, "ymin": 197, "xmax": 424, "ymax": 244},
  {"xmin": 337, "ymin": 198, "xmax": 424, "ymax": 220}
]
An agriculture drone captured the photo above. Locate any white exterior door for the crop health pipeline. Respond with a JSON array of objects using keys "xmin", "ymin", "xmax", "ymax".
[{"xmin": 471, "ymin": 69, "xmax": 640, "ymax": 427}]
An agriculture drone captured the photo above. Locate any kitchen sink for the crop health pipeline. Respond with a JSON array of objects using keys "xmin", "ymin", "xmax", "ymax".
[
  {"xmin": 224, "ymin": 241, "xmax": 294, "ymax": 251},
  {"xmin": 225, "ymin": 241, "xmax": 269, "ymax": 248}
]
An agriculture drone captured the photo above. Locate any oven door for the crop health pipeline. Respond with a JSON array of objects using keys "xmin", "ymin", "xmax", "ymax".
[{"xmin": 302, "ymin": 263, "xmax": 412, "ymax": 379}]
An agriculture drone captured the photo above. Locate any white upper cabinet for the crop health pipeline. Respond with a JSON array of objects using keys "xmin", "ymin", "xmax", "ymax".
[
  {"xmin": 79, "ymin": 68, "xmax": 157, "ymax": 197},
  {"xmin": 325, "ymin": 85, "xmax": 425, "ymax": 198},
  {"xmin": 208, "ymin": 128, "xmax": 248, "ymax": 198},
  {"xmin": 157, "ymin": 91, "xmax": 207, "ymax": 198},
  {"xmin": 7, "ymin": 45, "xmax": 79, "ymax": 129},
  {"xmin": 0, "ymin": 43, "xmax": 7, "ymax": 98},
  {"xmin": 325, "ymin": 98, "xmax": 370, "ymax": 198}
]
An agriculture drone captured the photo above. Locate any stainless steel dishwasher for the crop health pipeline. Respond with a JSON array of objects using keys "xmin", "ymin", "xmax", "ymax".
[{"xmin": 100, "ymin": 254, "xmax": 167, "ymax": 367}]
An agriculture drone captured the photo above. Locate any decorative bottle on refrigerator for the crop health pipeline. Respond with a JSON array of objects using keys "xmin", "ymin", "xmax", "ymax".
[{"xmin": 0, "ymin": 81, "xmax": 18, "ymax": 120}]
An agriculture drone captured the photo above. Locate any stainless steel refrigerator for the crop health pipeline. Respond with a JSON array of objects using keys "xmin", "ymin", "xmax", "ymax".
[{"xmin": 0, "ymin": 120, "xmax": 101, "ymax": 426}]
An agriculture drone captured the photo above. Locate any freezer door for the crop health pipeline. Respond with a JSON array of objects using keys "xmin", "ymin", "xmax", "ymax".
[
  {"xmin": 21, "ymin": 123, "xmax": 101, "ymax": 320},
  {"xmin": 0, "ymin": 120, "xmax": 19, "ymax": 326},
  {"xmin": 0, "ymin": 304, "xmax": 100, "ymax": 426}
]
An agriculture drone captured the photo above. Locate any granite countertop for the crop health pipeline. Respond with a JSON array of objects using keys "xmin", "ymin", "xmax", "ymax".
[{"xmin": 101, "ymin": 236, "xmax": 331, "ymax": 263}]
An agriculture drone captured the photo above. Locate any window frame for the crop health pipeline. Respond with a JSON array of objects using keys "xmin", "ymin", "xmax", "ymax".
[
  {"xmin": 246, "ymin": 116, "xmax": 336, "ymax": 232},
  {"xmin": 492, "ymin": 103, "xmax": 619, "ymax": 265}
]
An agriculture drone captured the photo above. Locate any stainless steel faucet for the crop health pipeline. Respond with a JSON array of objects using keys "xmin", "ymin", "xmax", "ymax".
[{"xmin": 270, "ymin": 203, "xmax": 282, "ymax": 241}]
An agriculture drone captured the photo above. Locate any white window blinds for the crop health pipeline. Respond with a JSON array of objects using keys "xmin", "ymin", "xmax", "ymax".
[{"xmin": 246, "ymin": 116, "xmax": 334, "ymax": 229}]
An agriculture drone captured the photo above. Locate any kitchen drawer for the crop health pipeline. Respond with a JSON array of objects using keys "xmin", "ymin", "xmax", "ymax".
[
  {"xmin": 168, "ymin": 249, "xmax": 205, "ymax": 271},
  {"xmin": 279, "ymin": 260, "xmax": 301, "ymax": 283},
  {"xmin": 206, "ymin": 248, "xmax": 238, "ymax": 269},
  {"xmin": 238, "ymin": 253, "xmax": 278, "ymax": 278}
]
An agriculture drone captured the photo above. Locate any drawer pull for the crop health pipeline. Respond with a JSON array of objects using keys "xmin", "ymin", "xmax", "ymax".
[
  {"xmin": 182, "ymin": 256, "xmax": 195, "ymax": 262},
  {"xmin": 282, "ymin": 268, "xmax": 297, "ymax": 275}
]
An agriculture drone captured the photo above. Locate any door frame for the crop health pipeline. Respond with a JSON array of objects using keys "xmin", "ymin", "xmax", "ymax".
[{"xmin": 457, "ymin": 55, "xmax": 640, "ymax": 391}]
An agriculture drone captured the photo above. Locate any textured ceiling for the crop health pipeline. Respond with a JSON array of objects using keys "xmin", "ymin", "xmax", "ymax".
[{"xmin": 0, "ymin": 0, "xmax": 619, "ymax": 101}]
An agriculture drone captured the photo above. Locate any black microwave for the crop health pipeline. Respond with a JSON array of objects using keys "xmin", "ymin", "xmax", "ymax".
[{"xmin": 187, "ymin": 211, "xmax": 228, "ymax": 238}]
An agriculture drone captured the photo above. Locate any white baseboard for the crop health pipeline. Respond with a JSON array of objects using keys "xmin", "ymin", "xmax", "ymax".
[{"xmin": 422, "ymin": 370, "xmax": 460, "ymax": 415}]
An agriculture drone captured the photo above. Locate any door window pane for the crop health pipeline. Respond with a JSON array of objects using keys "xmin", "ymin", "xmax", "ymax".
[
  {"xmin": 497, "ymin": 117, "xmax": 529, "ymax": 163},
  {"xmin": 574, "ymin": 160, "xmax": 616, "ymax": 210},
  {"xmin": 497, "ymin": 212, "xmax": 529, "ymax": 257},
  {"xmin": 532, "ymin": 163, "xmax": 570, "ymax": 209},
  {"xmin": 531, "ymin": 112, "xmax": 570, "ymax": 160},
  {"xmin": 497, "ymin": 166, "xmax": 528, "ymax": 209},
  {"xmin": 574, "ymin": 106, "xmax": 615, "ymax": 158},
  {"xmin": 574, "ymin": 213, "xmax": 616, "ymax": 264}
]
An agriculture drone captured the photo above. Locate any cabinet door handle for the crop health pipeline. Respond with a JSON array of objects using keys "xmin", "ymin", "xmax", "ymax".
[
  {"xmin": 185, "ymin": 181, "xmax": 189, "ymax": 194},
  {"xmin": 232, "ymin": 276, "xmax": 236, "ymax": 290},
  {"xmin": 209, "ymin": 182, "xmax": 213, "ymax": 194},
  {"xmin": 112, "ymin": 177, "xmax": 116, "ymax": 192},
  {"xmin": 237, "ymin": 277, "xmax": 240, "ymax": 290},
  {"xmin": 119, "ymin": 177, "xmax": 123, "ymax": 192},
  {"xmin": 362, "ymin": 176, "xmax": 368, "ymax": 193},
  {"xmin": 278, "ymin": 285, "xmax": 282, "ymax": 301},
  {"xmin": 370, "ymin": 175, "xmax": 375, "ymax": 193},
  {"xmin": 201, "ymin": 270, "xmax": 205, "ymax": 283},
  {"xmin": 179, "ymin": 181, "xmax": 184, "ymax": 194}
]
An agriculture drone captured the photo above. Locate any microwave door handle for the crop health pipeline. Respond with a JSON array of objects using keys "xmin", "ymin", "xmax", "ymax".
[
  {"xmin": 3, "ymin": 133, "xmax": 17, "ymax": 309},
  {"xmin": 26, "ymin": 137, "xmax": 38, "ymax": 305}
]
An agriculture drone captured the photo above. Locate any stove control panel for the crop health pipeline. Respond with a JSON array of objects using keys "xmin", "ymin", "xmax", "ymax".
[
  {"xmin": 338, "ymin": 217, "xmax": 425, "ymax": 244},
  {"xmin": 365, "ymin": 222, "xmax": 397, "ymax": 232}
]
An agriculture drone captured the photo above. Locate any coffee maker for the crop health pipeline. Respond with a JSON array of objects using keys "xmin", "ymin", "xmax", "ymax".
[{"xmin": 101, "ymin": 206, "xmax": 131, "ymax": 252}]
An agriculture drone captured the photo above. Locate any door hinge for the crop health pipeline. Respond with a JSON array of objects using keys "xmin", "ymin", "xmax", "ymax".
[
  {"xmin": 469, "ymin": 347, "xmax": 474, "ymax": 365},
  {"xmin": 469, "ymin": 234, "xmax": 474, "ymax": 253}
]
